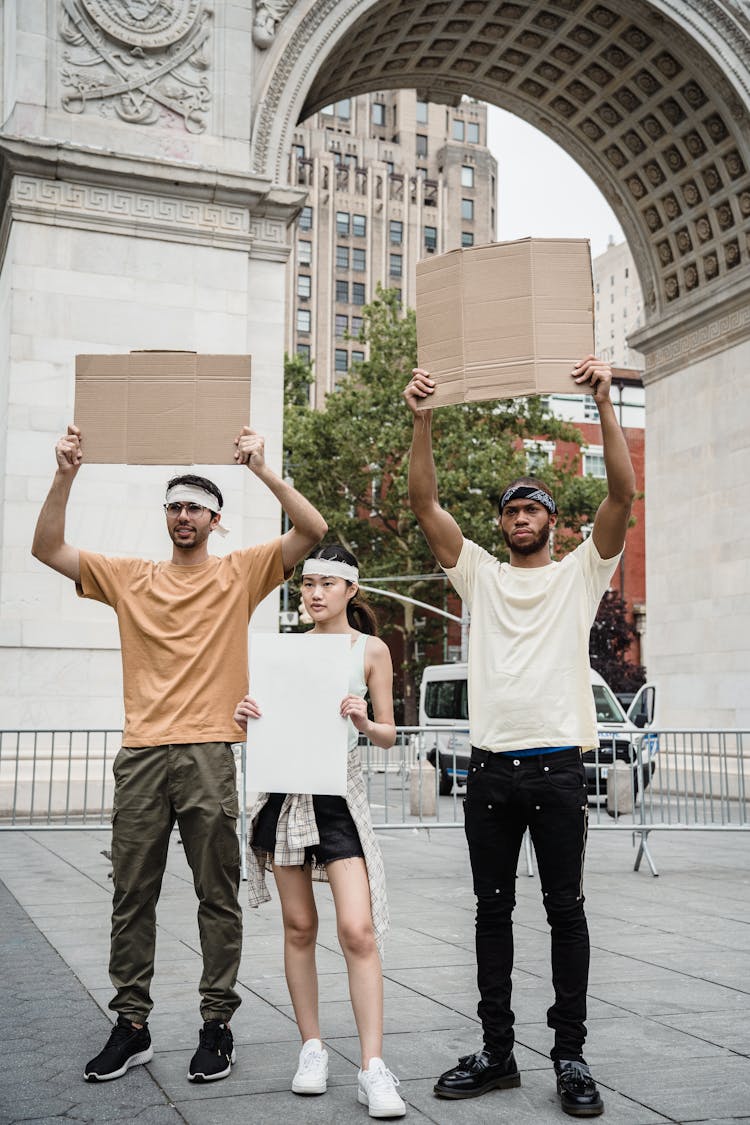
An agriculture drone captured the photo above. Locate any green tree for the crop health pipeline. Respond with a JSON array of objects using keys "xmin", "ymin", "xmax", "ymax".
[
  {"xmin": 284, "ymin": 286, "xmax": 606, "ymax": 722},
  {"xmin": 589, "ymin": 590, "xmax": 646, "ymax": 696}
]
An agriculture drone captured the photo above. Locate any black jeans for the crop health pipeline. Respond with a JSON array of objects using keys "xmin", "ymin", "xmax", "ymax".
[{"xmin": 464, "ymin": 746, "xmax": 590, "ymax": 1063}]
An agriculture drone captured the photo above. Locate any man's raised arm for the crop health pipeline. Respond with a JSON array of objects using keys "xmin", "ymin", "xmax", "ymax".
[
  {"xmin": 572, "ymin": 356, "xmax": 636, "ymax": 560},
  {"xmin": 31, "ymin": 425, "xmax": 83, "ymax": 583},
  {"xmin": 404, "ymin": 368, "xmax": 463, "ymax": 569},
  {"xmin": 234, "ymin": 427, "xmax": 327, "ymax": 572}
]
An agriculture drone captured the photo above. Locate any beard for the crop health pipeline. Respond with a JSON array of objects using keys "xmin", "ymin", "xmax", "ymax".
[
  {"xmin": 501, "ymin": 521, "xmax": 551, "ymax": 556},
  {"xmin": 170, "ymin": 524, "xmax": 210, "ymax": 550}
]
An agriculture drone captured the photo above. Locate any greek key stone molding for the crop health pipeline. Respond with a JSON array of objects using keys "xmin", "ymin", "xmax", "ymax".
[
  {"xmin": 253, "ymin": 1, "xmax": 298, "ymax": 49},
  {"xmin": 8, "ymin": 175, "xmax": 252, "ymax": 250},
  {"xmin": 59, "ymin": 0, "xmax": 213, "ymax": 133},
  {"xmin": 636, "ymin": 291, "xmax": 750, "ymax": 382}
]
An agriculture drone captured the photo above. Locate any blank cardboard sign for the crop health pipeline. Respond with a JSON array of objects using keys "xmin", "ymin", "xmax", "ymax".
[
  {"xmin": 74, "ymin": 352, "xmax": 252, "ymax": 464},
  {"xmin": 416, "ymin": 238, "xmax": 594, "ymax": 408}
]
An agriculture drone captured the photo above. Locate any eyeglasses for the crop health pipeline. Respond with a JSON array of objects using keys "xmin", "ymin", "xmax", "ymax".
[{"xmin": 164, "ymin": 502, "xmax": 210, "ymax": 516}]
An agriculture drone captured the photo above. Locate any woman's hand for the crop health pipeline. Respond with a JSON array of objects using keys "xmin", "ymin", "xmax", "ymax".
[
  {"xmin": 340, "ymin": 694, "xmax": 369, "ymax": 733},
  {"xmin": 233, "ymin": 694, "xmax": 262, "ymax": 731}
]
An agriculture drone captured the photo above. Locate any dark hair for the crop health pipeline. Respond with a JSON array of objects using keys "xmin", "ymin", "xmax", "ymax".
[
  {"xmin": 498, "ymin": 475, "xmax": 554, "ymax": 514},
  {"xmin": 306, "ymin": 544, "xmax": 378, "ymax": 635},
  {"xmin": 166, "ymin": 473, "xmax": 223, "ymax": 513}
]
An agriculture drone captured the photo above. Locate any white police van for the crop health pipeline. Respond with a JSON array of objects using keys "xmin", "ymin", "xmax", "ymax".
[{"xmin": 418, "ymin": 662, "xmax": 657, "ymax": 796}]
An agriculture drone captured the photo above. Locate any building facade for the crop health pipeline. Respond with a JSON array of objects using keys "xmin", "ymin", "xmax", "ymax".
[
  {"xmin": 286, "ymin": 92, "xmax": 497, "ymax": 404},
  {"xmin": 594, "ymin": 237, "xmax": 644, "ymax": 369}
]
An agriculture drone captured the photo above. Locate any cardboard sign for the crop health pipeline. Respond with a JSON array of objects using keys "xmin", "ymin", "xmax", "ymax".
[
  {"xmin": 246, "ymin": 633, "xmax": 350, "ymax": 797},
  {"xmin": 416, "ymin": 238, "xmax": 594, "ymax": 408},
  {"xmin": 74, "ymin": 352, "xmax": 251, "ymax": 464}
]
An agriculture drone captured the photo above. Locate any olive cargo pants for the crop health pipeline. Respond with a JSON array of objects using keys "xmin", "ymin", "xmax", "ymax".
[{"xmin": 109, "ymin": 742, "xmax": 242, "ymax": 1023}]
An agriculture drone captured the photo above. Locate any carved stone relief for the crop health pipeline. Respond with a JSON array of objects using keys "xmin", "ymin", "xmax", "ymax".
[
  {"xmin": 59, "ymin": 0, "xmax": 213, "ymax": 133},
  {"xmin": 253, "ymin": 1, "xmax": 298, "ymax": 50}
]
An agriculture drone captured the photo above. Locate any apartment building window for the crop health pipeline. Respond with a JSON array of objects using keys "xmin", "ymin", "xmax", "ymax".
[
  {"xmin": 351, "ymin": 315, "xmax": 363, "ymax": 336},
  {"xmin": 352, "ymin": 213, "xmax": 367, "ymax": 237},
  {"xmin": 372, "ymin": 102, "xmax": 386, "ymax": 126},
  {"xmin": 416, "ymin": 100, "xmax": 428, "ymax": 123},
  {"xmin": 424, "ymin": 225, "xmax": 437, "ymax": 252},
  {"xmin": 461, "ymin": 231, "xmax": 474, "ymax": 247},
  {"xmin": 467, "ymin": 121, "xmax": 480, "ymax": 143},
  {"xmin": 352, "ymin": 282, "xmax": 366, "ymax": 306},
  {"xmin": 321, "ymin": 104, "xmax": 334, "ymax": 115},
  {"xmin": 461, "ymin": 165, "xmax": 474, "ymax": 188},
  {"xmin": 336, "ymin": 211, "xmax": 350, "ymax": 236},
  {"xmin": 523, "ymin": 439, "xmax": 555, "ymax": 473},
  {"xmin": 389, "ymin": 253, "xmax": 403, "ymax": 277},
  {"xmin": 337, "ymin": 99, "xmax": 351, "ymax": 120},
  {"xmin": 386, "ymin": 160, "xmax": 395, "ymax": 174},
  {"xmin": 583, "ymin": 446, "xmax": 607, "ymax": 478},
  {"xmin": 452, "ymin": 119, "xmax": 465, "ymax": 141},
  {"xmin": 416, "ymin": 133, "xmax": 428, "ymax": 157},
  {"xmin": 298, "ymin": 240, "xmax": 312, "ymax": 266},
  {"xmin": 296, "ymin": 308, "xmax": 311, "ymax": 333},
  {"xmin": 461, "ymin": 198, "xmax": 474, "ymax": 221},
  {"xmin": 335, "ymin": 313, "xmax": 348, "ymax": 338},
  {"xmin": 393, "ymin": 288, "xmax": 402, "ymax": 304},
  {"xmin": 297, "ymin": 275, "xmax": 311, "ymax": 299},
  {"xmin": 390, "ymin": 219, "xmax": 403, "ymax": 244},
  {"xmin": 296, "ymin": 343, "xmax": 311, "ymax": 362},
  {"xmin": 335, "ymin": 280, "xmax": 349, "ymax": 303},
  {"xmin": 336, "ymin": 245, "xmax": 350, "ymax": 270},
  {"xmin": 292, "ymin": 144, "xmax": 305, "ymax": 160},
  {"xmin": 299, "ymin": 205, "xmax": 313, "ymax": 231},
  {"xmin": 352, "ymin": 247, "xmax": 366, "ymax": 271},
  {"xmin": 352, "ymin": 350, "xmax": 365, "ymax": 365},
  {"xmin": 335, "ymin": 349, "xmax": 348, "ymax": 373}
]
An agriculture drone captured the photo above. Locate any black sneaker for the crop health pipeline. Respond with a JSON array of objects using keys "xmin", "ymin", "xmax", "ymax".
[
  {"xmin": 555, "ymin": 1060, "xmax": 604, "ymax": 1117},
  {"xmin": 83, "ymin": 1015, "xmax": 153, "ymax": 1081},
  {"xmin": 188, "ymin": 1020, "xmax": 235, "ymax": 1082}
]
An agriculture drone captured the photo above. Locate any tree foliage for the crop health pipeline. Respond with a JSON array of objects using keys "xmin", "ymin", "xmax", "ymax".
[
  {"xmin": 284, "ymin": 286, "xmax": 607, "ymax": 720},
  {"xmin": 589, "ymin": 589, "xmax": 646, "ymax": 696}
]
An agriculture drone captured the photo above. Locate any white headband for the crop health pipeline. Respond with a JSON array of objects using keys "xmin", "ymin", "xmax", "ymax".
[
  {"xmin": 164, "ymin": 484, "xmax": 229, "ymax": 538},
  {"xmin": 301, "ymin": 558, "xmax": 359, "ymax": 583}
]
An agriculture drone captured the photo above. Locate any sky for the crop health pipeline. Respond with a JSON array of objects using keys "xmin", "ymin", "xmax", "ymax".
[{"xmin": 486, "ymin": 106, "xmax": 624, "ymax": 259}]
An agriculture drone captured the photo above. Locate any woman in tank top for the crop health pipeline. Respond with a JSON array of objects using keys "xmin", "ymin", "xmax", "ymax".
[{"xmin": 234, "ymin": 544, "xmax": 405, "ymax": 1118}]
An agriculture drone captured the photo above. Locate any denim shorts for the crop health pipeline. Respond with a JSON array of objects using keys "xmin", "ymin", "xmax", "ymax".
[{"xmin": 252, "ymin": 792, "xmax": 364, "ymax": 867}]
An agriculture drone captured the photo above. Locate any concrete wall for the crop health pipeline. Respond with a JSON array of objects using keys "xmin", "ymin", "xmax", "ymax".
[{"xmin": 644, "ymin": 336, "xmax": 750, "ymax": 728}]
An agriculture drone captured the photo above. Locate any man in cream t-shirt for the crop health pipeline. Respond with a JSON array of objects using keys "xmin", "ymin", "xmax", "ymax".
[
  {"xmin": 32, "ymin": 423, "xmax": 326, "ymax": 1087},
  {"xmin": 404, "ymin": 356, "xmax": 635, "ymax": 1118}
]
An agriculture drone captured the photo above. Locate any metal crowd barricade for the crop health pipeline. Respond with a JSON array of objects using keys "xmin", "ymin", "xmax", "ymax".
[{"xmin": 2, "ymin": 728, "xmax": 748, "ymax": 879}]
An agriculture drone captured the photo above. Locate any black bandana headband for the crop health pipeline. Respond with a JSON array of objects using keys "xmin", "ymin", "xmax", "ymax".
[{"xmin": 499, "ymin": 485, "xmax": 557, "ymax": 515}]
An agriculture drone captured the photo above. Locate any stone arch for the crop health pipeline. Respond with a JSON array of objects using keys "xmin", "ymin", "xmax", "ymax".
[{"xmin": 251, "ymin": 0, "xmax": 750, "ymax": 326}]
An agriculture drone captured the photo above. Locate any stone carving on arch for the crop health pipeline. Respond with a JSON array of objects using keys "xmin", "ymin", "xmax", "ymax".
[
  {"xmin": 252, "ymin": 0, "xmax": 750, "ymax": 324},
  {"xmin": 58, "ymin": 0, "xmax": 213, "ymax": 133},
  {"xmin": 253, "ymin": 1, "xmax": 299, "ymax": 50}
]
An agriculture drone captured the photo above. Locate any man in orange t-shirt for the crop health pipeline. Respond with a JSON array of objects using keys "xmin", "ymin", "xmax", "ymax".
[{"xmin": 32, "ymin": 423, "xmax": 327, "ymax": 1086}]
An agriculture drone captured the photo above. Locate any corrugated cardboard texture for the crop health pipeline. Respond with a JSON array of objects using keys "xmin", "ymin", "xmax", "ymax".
[
  {"xmin": 74, "ymin": 353, "xmax": 252, "ymax": 464},
  {"xmin": 416, "ymin": 238, "xmax": 594, "ymax": 408}
]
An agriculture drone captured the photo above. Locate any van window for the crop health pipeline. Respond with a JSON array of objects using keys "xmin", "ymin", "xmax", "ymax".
[
  {"xmin": 592, "ymin": 684, "xmax": 627, "ymax": 723},
  {"xmin": 424, "ymin": 679, "xmax": 469, "ymax": 721}
]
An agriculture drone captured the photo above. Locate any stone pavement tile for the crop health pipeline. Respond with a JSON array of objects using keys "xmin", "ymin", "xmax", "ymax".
[
  {"xmin": 147, "ymin": 1037, "xmax": 360, "ymax": 1101},
  {"xmin": 399, "ymin": 1069, "xmax": 672, "ymax": 1125},
  {"xmin": 329, "ymin": 1026, "xmax": 548, "ymax": 1078},
  {"xmin": 603, "ymin": 1055, "xmax": 750, "ymax": 1121},
  {"xmin": 173, "ymin": 1082, "xmax": 437, "ymax": 1124},
  {"xmin": 0, "ymin": 879, "xmax": 180, "ymax": 1125},
  {"xmin": 587, "ymin": 975, "xmax": 750, "ymax": 1017},
  {"xmin": 654, "ymin": 1009, "xmax": 750, "ymax": 1056},
  {"xmin": 515, "ymin": 1013, "xmax": 733, "ymax": 1067}
]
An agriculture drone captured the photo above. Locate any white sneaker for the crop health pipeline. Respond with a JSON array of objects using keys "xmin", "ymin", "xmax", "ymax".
[
  {"xmin": 357, "ymin": 1057, "xmax": 406, "ymax": 1118},
  {"xmin": 292, "ymin": 1038, "xmax": 328, "ymax": 1095}
]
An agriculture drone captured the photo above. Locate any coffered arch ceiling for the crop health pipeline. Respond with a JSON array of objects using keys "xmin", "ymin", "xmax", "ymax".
[{"xmin": 257, "ymin": 0, "xmax": 750, "ymax": 326}]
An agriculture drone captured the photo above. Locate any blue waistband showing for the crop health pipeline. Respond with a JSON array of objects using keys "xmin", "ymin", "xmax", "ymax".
[{"xmin": 499, "ymin": 745, "xmax": 578, "ymax": 758}]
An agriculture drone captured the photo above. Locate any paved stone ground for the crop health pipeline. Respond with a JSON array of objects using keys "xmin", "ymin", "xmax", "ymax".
[{"xmin": 1, "ymin": 824, "xmax": 749, "ymax": 1124}]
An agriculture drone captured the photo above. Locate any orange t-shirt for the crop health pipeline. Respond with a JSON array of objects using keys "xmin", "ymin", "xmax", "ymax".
[{"xmin": 77, "ymin": 541, "xmax": 284, "ymax": 747}]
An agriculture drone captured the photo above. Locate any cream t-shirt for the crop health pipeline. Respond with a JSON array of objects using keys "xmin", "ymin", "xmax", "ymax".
[
  {"xmin": 77, "ymin": 541, "xmax": 284, "ymax": 747},
  {"xmin": 443, "ymin": 535, "xmax": 622, "ymax": 752}
]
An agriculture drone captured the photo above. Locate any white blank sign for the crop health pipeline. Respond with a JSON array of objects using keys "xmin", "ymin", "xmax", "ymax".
[{"xmin": 247, "ymin": 633, "xmax": 350, "ymax": 797}]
